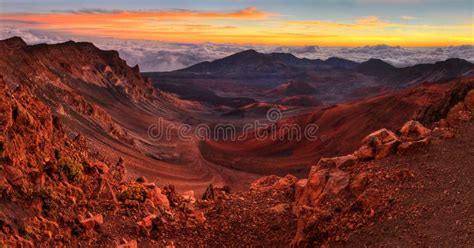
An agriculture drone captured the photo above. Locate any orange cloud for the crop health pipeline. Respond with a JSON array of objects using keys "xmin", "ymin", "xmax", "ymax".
[
  {"xmin": 0, "ymin": 9, "xmax": 471, "ymax": 47},
  {"xmin": 356, "ymin": 16, "xmax": 393, "ymax": 26},
  {"xmin": 287, "ymin": 16, "xmax": 395, "ymax": 30},
  {"xmin": 0, "ymin": 7, "xmax": 273, "ymax": 26},
  {"xmin": 0, "ymin": 7, "xmax": 274, "ymax": 43}
]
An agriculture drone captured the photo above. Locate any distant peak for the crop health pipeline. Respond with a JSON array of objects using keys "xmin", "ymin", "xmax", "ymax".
[
  {"xmin": 326, "ymin": 57, "xmax": 344, "ymax": 61},
  {"xmin": 1, "ymin": 36, "xmax": 27, "ymax": 48},
  {"xmin": 366, "ymin": 58, "xmax": 388, "ymax": 63},
  {"xmin": 439, "ymin": 58, "xmax": 471, "ymax": 64},
  {"xmin": 361, "ymin": 58, "xmax": 394, "ymax": 67},
  {"xmin": 242, "ymin": 49, "xmax": 258, "ymax": 53},
  {"xmin": 237, "ymin": 49, "xmax": 259, "ymax": 55}
]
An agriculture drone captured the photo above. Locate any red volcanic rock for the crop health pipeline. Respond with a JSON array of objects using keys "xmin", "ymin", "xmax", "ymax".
[
  {"xmin": 250, "ymin": 174, "xmax": 297, "ymax": 192},
  {"xmin": 464, "ymin": 90, "xmax": 474, "ymax": 110},
  {"xmin": 353, "ymin": 145, "xmax": 375, "ymax": 160},
  {"xmin": 148, "ymin": 187, "xmax": 171, "ymax": 209},
  {"xmin": 397, "ymin": 120, "xmax": 432, "ymax": 154},
  {"xmin": 397, "ymin": 137, "xmax": 431, "ymax": 154},
  {"xmin": 94, "ymin": 177, "xmax": 117, "ymax": 202},
  {"xmin": 110, "ymin": 158, "xmax": 128, "ymax": 182},
  {"xmin": 294, "ymin": 166, "xmax": 350, "ymax": 210},
  {"xmin": 117, "ymin": 239, "xmax": 138, "ymax": 248},
  {"xmin": 317, "ymin": 154, "xmax": 358, "ymax": 169},
  {"xmin": 350, "ymin": 172, "xmax": 371, "ymax": 197},
  {"xmin": 80, "ymin": 214, "xmax": 104, "ymax": 231},
  {"xmin": 202, "ymin": 184, "xmax": 216, "ymax": 201},
  {"xmin": 294, "ymin": 179, "xmax": 308, "ymax": 201},
  {"xmin": 137, "ymin": 214, "xmax": 158, "ymax": 230},
  {"xmin": 399, "ymin": 120, "xmax": 431, "ymax": 142},
  {"xmin": 201, "ymin": 184, "xmax": 231, "ymax": 201},
  {"xmin": 3, "ymin": 165, "xmax": 30, "ymax": 194},
  {"xmin": 355, "ymin": 128, "xmax": 400, "ymax": 160},
  {"xmin": 433, "ymin": 118, "xmax": 450, "ymax": 129},
  {"xmin": 432, "ymin": 127, "xmax": 456, "ymax": 139},
  {"xmin": 250, "ymin": 175, "xmax": 280, "ymax": 191},
  {"xmin": 89, "ymin": 161, "xmax": 109, "ymax": 174},
  {"xmin": 182, "ymin": 190, "xmax": 196, "ymax": 204},
  {"xmin": 447, "ymin": 102, "xmax": 472, "ymax": 127},
  {"xmin": 193, "ymin": 211, "xmax": 207, "ymax": 224},
  {"xmin": 293, "ymin": 165, "xmax": 355, "ymax": 246}
]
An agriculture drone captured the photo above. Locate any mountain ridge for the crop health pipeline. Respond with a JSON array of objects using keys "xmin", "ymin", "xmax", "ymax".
[
  {"xmin": 177, "ymin": 48, "xmax": 473, "ymax": 75},
  {"xmin": 146, "ymin": 49, "xmax": 474, "ymax": 106}
]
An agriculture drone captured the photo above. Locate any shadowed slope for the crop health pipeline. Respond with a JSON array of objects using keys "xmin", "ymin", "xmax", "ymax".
[
  {"xmin": 0, "ymin": 37, "xmax": 255, "ymax": 192},
  {"xmin": 200, "ymin": 77, "xmax": 474, "ymax": 177}
]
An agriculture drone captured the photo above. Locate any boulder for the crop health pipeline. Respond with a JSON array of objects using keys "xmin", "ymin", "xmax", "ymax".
[
  {"xmin": 182, "ymin": 190, "xmax": 196, "ymax": 204},
  {"xmin": 317, "ymin": 154, "xmax": 358, "ymax": 169},
  {"xmin": 193, "ymin": 211, "xmax": 207, "ymax": 224},
  {"xmin": 399, "ymin": 120, "xmax": 431, "ymax": 142},
  {"xmin": 202, "ymin": 184, "xmax": 215, "ymax": 201},
  {"xmin": 250, "ymin": 175, "xmax": 280, "ymax": 191},
  {"xmin": 89, "ymin": 161, "xmax": 109, "ymax": 174},
  {"xmin": 350, "ymin": 173, "xmax": 371, "ymax": 196},
  {"xmin": 353, "ymin": 145, "xmax": 374, "ymax": 160},
  {"xmin": 397, "ymin": 137, "xmax": 430, "ymax": 154},
  {"xmin": 464, "ymin": 89, "xmax": 474, "ymax": 111},
  {"xmin": 148, "ymin": 188, "xmax": 170, "ymax": 209},
  {"xmin": 433, "ymin": 118, "xmax": 449, "ymax": 129},
  {"xmin": 80, "ymin": 214, "xmax": 103, "ymax": 231},
  {"xmin": 447, "ymin": 102, "xmax": 472, "ymax": 127},
  {"xmin": 294, "ymin": 167, "xmax": 350, "ymax": 213},
  {"xmin": 250, "ymin": 174, "xmax": 297, "ymax": 192},
  {"xmin": 94, "ymin": 178, "xmax": 117, "ymax": 202},
  {"xmin": 111, "ymin": 157, "xmax": 127, "ymax": 182},
  {"xmin": 4, "ymin": 165, "xmax": 30, "ymax": 194},
  {"xmin": 274, "ymin": 174, "xmax": 298, "ymax": 190},
  {"xmin": 117, "ymin": 239, "xmax": 138, "ymax": 248},
  {"xmin": 294, "ymin": 179, "xmax": 307, "ymax": 201},
  {"xmin": 137, "ymin": 214, "xmax": 157, "ymax": 230},
  {"xmin": 202, "ymin": 184, "xmax": 230, "ymax": 201},
  {"xmin": 432, "ymin": 127, "xmax": 456, "ymax": 139},
  {"xmin": 292, "ymin": 164, "xmax": 380, "ymax": 246},
  {"xmin": 355, "ymin": 128, "xmax": 400, "ymax": 160}
]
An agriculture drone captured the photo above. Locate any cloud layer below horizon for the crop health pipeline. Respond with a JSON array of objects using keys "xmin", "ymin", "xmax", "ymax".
[{"xmin": 1, "ymin": 26, "xmax": 473, "ymax": 72}]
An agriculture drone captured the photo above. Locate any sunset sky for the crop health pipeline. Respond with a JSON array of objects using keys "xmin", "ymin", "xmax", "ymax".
[{"xmin": 1, "ymin": 0, "xmax": 473, "ymax": 47}]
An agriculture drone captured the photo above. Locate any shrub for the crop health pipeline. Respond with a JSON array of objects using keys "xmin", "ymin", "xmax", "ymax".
[
  {"xmin": 118, "ymin": 184, "xmax": 147, "ymax": 203},
  {"xmin": 58, "ymin": 157, "xmax": 83, "ymax": 182}
]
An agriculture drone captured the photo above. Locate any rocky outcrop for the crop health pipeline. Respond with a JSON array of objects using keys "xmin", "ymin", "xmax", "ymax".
[
  {"xmin": 397, "ymin": 120, "xmax": 432, "ymax": 154},
  {"xmin": 465, "ymin": 89, "xmax": 474, "ymax": 111},
  {"xmin": 291, "ymin": 159, "xmax": 388, "ymax": 246},
  {"xmin": 0, "ymin": 81, "xmax": 207, "ymax": 246},
  {"xmin": 250, "ymin": 174, "xmax": 298, "ymax": 192},
  {"xmin": 290, "ymin": 88, "xmax": 474, "ymax": 246},
  {"xmin": 447, "ymin": 102, "xmax": 472, "ymax": 127},
  {"xmin": 354, "ymin": 128, "xmax": 400, "ymax": 160},
  {"xmin": 316, "ymin": 154, "xmax": 358, "ymax": 169}
]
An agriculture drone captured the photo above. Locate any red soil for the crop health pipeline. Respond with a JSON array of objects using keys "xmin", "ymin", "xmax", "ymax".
[{"xmin": 201, "ymin": 78, "xmax": 474, "ymax": 178}]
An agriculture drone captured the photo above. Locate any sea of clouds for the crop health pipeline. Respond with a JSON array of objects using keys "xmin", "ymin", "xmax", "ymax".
[{"xmin": 1, "ymin": 25, "xmax": 473, "ymax": 72}]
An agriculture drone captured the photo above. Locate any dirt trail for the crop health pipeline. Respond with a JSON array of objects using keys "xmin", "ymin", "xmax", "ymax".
[{"xmin": 338, "ymin": 122, "xmax": 474, "ymax": 247}]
